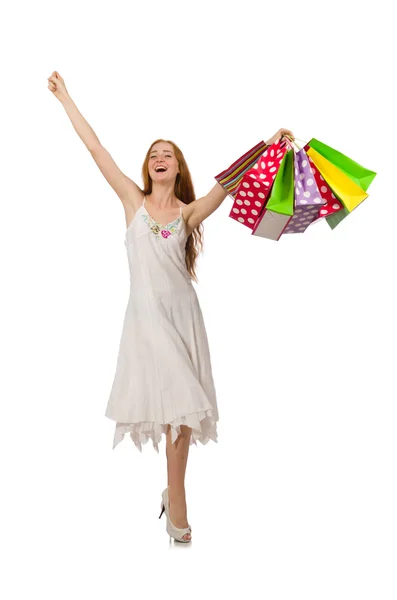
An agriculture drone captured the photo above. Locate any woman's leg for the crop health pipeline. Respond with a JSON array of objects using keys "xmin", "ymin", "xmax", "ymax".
[{"xmin": 165, "ymin": 424, "xmax": 192, "ymax": 541}]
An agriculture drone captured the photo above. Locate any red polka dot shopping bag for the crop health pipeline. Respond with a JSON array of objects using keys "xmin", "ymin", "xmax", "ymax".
[
  {"xmin": 305, "ymin": 155, "xmax": 344, "ymax": 225},
  {"xmin": 214, "ymin": 138, "xmax": 287, "ymax": 230},
  {"xmin": 252, "ymin": 147, "xmax": 295, "ymax": 240}
]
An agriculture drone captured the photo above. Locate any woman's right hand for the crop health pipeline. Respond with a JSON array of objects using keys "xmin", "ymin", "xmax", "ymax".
[
  {"xmin": 265, "ymin": 128, "xmax": 294, "ymax": 147},
  {"xmin": 47, "ymin": 71, "xmax": 69, "ymax": 102}
]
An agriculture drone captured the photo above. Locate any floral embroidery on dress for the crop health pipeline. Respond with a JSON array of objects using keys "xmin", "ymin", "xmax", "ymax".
[{"xmin": 141, "ymin": 213, "xmax": 181, "ymax": 240}]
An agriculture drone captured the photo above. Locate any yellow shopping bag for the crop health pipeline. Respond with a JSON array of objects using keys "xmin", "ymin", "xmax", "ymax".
[{"xmin": 306, "ymin": 147, "xmax": 368, "ymax": 212}]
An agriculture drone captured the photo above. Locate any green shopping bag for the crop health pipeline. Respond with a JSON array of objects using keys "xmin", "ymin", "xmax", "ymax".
[
  {"xmin": 265, "ymin": 149, "xmax": 295, "ymax": 215},
  {"xmin": 306, "ymin": 138, "xmax": 377, "ymax": 191}
]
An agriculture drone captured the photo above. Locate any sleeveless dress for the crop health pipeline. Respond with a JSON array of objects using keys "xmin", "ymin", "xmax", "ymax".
[{"xmin": 105, "ymin": 196, "xmax": 219, "ymax": 452}]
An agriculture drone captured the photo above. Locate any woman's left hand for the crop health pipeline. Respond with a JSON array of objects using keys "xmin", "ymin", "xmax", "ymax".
[{"xmin": 265, "ymin": 128, "xmax": 294, "ymax": 146}]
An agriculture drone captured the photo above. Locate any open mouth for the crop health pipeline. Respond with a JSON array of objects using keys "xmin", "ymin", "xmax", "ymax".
[{"xmin": 155, "ymin": 166, "xmax": 167, "ymax": 172}]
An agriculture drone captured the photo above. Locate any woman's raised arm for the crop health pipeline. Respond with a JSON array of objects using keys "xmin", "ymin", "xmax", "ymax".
[{"xmin": 47, "ymin": 71, "xmax": 142, "ymax": 208}]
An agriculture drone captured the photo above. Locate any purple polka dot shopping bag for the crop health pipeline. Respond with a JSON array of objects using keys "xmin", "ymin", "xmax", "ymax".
[{"xmin": 282, "ymin": 147, "xmax": 327, "ymax": 235}]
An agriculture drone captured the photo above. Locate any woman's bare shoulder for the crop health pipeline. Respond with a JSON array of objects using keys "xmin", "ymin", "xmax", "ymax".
[
  {"xmin": 178, "ymin": 200, "xmax": 193, "ymax": 216},
  {"xmin": 123, "ymin": 179, "xmax": 145, "ymax": 212}
]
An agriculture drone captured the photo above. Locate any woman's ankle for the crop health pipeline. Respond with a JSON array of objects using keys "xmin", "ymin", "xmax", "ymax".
[{"xmin": 168, "ymin": 486, "xmax": 186, "ymax": 502}]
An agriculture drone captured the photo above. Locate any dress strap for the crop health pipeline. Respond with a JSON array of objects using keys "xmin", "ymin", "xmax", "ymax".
[{"xmin": 143, "ymin": 195, "xmax": 146, "ymax": 206}]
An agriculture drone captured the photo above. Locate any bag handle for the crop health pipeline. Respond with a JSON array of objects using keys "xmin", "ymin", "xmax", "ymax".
[
  {"xmin": 283, "ymin": 135, "xmax": 301, "ymax": 151},
  {"xmin": 284, "ymin": 135, "xmax": 310, "ymax": 151}
]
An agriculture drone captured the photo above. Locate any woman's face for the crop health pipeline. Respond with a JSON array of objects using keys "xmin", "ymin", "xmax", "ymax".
[{"xmin": 148, "ymin": 142, "xmax": 180, "ymax": 182}]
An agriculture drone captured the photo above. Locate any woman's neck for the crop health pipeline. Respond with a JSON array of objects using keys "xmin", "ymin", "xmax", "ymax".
[{"xmin": 147, "ymin": 186, "xmax": 178, "ymax": 208}]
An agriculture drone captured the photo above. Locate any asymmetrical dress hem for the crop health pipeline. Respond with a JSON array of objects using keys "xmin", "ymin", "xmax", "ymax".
[{"xmin": 111, "ymin": 408, "xmax": 218, "ymax": 453}]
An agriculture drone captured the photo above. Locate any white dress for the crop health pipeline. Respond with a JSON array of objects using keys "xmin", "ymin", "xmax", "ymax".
[{"xmin": 105, "ymin": 196, "xmax": 219, "ymax": 452}]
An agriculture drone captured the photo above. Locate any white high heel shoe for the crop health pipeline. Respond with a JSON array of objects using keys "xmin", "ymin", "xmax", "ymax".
[{"xmin": 159, "ymin": 486, "xmax": 192, "ymax": 543}]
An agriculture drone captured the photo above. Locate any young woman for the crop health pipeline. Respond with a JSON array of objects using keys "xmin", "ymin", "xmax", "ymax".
[{"xmin": 48, "ymin": 70, "xmax": 293, "ymax": 543}]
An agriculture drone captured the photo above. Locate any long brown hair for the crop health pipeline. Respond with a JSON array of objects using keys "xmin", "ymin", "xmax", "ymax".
[{"xmin": 141, "ymin": 139, "xmax": 204, "ymax": 283}]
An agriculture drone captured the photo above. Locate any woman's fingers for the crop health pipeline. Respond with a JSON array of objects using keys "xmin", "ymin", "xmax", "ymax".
[
  {"xmin": 54, "ymin": 71, "xmax": 65, "ymax": 84},
  {"xmin": 48, "ymin": 75, "xmax": 59, "ymax": 89},
  {"xmin": 48, "ymin": 72, "xmax": 67, "ymax": 95},
  {"xmin": 47, "ymin": 75, "xmax": 57, "ymax": 91},
  {"xmin": 48, "ymin": 72, "xmax": 63, "ymax": 85}
]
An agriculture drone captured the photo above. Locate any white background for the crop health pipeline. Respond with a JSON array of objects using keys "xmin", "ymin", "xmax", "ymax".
[{"xmin": 1, "ymin": 0, "xmax": 396, "ymax": 598}]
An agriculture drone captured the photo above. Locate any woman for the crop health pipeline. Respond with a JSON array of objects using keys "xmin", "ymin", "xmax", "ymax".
[{"xmin": 47, "ymin": 70, "xmax": 293, "ymax": 543}]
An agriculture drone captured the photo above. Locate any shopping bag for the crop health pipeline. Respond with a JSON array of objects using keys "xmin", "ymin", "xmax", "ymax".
[
  {"xmin": 215, "ymin": 138, "xmax": 287, "ymax": 230},
  {"xmin": 252, "ymin": 149, "xmax": 294, "ymax": 240},
  {"xmin": 306, "ymin": 138, "xmax": 377, "ymax": 191},
  {"xmin": 306, "ymin": 147, "xmax": 369, "ymax": 212},
  {"xmin": 282, "ymin": 147, "xmax": 326, "ymax": 234},
  {"xmin": 214, "ymin": 140, "xmax": 269, "ymax": 197},
  {"xmin": 231, "ymin": 139, "xmax": 287, "ymax": 229}
]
